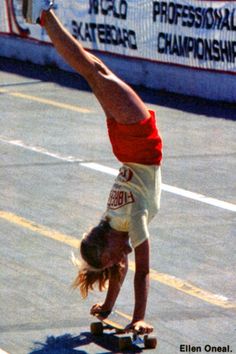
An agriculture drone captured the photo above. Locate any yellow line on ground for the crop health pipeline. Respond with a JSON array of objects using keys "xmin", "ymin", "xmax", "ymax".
[
  {"xmin": 131, "ymin": 262, "xmax": 235, "ymax": 310},
  {"xmin": 0, "ymin": 210, "xmax": 79, "ymax": 249},
  {"xmin": 0, "ymin": 210, "xmax": 235, "ymax": 310},
  {"xmin": 0, "ymin": 88, "xmax": 91, "ymax": 113}
]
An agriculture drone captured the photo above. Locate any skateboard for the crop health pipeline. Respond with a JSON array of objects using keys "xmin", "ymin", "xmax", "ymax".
[{"xmin": 90, "ymin": 309, "xmax": 157, "ymax": 351}]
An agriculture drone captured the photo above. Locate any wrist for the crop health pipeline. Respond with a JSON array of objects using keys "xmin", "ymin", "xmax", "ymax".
[
  {"xmin": 102, "ymin": 301, "xmax": 114, "ymax": 312},
  {"xmin": 132, "ymin": 316, "xmax": 144, "ymax": 323},
  {"xmin": 132, "ymin": 307, "xmax": 146, "ymax": 323}
]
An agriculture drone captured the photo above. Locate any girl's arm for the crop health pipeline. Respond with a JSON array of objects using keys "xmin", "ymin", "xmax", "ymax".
[
  {"xmin": 90, "ymin": 256, "xmax": 128, "ymax": 317},
  {"xmin": 128, "ymin": 239, "xmax": 153, "ymax": 333}
]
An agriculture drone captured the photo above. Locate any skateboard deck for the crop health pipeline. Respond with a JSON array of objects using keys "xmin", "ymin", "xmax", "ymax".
[{"xmin": 90, "ymin": 309, "xmax": 157, "ymax": 350}]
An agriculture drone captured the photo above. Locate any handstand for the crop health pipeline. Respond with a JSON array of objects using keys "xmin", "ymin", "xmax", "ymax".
[{"xmin": 23, "ymin": 0, "xmax": 162, "ymax": 334}]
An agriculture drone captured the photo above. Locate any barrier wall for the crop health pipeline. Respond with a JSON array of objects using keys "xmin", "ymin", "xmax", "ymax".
[{"xmin": 1, "ymin": 0, "xmax": 236, "ymax": 102}]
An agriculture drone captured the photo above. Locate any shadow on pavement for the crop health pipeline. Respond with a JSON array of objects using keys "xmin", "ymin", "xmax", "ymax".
[
  {"xmin": 29, "ymin": 332, "xmax": 143, "ymax": 354},
  {"xmin": 29, "ymin": 333, "xmax": 88, "ymax": 354},
  {"xmin": 0, "ymin": 56, "xmax": 235, "ymax": 121}
]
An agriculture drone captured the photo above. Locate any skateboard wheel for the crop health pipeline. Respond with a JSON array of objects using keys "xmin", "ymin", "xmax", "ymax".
[
  {"xmin": 118, "ymin": 336, "xmax": 132, "ymax": 350},
  {"xmin": 90, "ymin": 321, "xmax": 103, "ymax": 335},
  {"xmin": 144, "ymin": 335, "xmax": 157, "ymax": 349}
]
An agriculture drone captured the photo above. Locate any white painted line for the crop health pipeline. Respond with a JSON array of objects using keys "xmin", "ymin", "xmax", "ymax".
[
  {"xmin": 81, "ymin": 161, "xmax": 236, "ymax": 212},
  {"xmin": 0, "ymin": 136, "xmax": 83, "ymax": 162},
  {"xmin": 162, "ymin": 184, "xmax": 236, "ymax": 212},
  {"xmin": 81, "ymin": 162, "xmax": 118, "ymax": 176},
  {"xmin": 1, "ymin": 136, "xmax": 235, "ymax": 212}
]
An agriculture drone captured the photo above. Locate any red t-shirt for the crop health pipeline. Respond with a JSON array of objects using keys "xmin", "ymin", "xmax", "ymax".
[{"xmin": 106, "ymin": 110, "xmax": 162, "ymax": 165}]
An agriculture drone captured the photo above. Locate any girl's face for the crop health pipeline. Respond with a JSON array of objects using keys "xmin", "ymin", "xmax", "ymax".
[{"xmin": 100, "ymin": 229, "xmax": 132, "ymax": 268}]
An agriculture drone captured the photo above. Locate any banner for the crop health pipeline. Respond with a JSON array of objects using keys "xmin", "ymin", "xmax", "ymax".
[{"xmin": 2, "ymin": 0, "xmax": 236, "ymax": 73}]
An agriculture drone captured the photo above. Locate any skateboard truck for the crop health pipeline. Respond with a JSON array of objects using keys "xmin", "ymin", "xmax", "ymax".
[{"xmin": 90, "ymin": 317, "xmax": 157, "ymax": 350}]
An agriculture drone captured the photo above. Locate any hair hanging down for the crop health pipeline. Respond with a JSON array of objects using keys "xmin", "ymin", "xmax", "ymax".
[{"xmin": 72, "ymin": 218, "xmax": 123, "ymax": 298}]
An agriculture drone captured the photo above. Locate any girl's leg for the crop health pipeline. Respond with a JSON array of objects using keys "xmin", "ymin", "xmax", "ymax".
[{"xmin": 44, "ymin": 10, "xmax": 149, "ymax": 124}]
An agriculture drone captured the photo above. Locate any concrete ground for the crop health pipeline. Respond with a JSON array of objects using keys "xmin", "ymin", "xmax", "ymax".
[{"xmin": 0, "ymin": 57, "xmax": 235, "ymax": 354}]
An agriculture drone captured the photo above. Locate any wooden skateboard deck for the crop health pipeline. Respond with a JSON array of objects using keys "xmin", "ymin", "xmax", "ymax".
[{"xmin": 90, "ymin": 309, "xmax": 157, "ymax": 350}]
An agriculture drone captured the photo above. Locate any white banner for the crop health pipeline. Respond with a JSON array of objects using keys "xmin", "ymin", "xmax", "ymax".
[{"xmin": 1, "ymin": 0, "xmax": 236, "ymax": 73}]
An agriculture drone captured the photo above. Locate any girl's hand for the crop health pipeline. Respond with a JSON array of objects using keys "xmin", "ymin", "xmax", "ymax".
[
  {"xmin": 90, "ymin": 303, "xmax": 112, "ymax": 318},
  {"xmin": 126, "ymin": 320, "xmax": 153, "ymax": 334}
]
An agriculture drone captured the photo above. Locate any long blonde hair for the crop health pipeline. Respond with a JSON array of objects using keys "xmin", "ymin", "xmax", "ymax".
[
  {"xmin": 72, "ymin": 219, "xmax": 123, "ymax": 298},
  {"xmin": 72, "ymin": 262, "xmax": 122, "ymax": 298}
]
